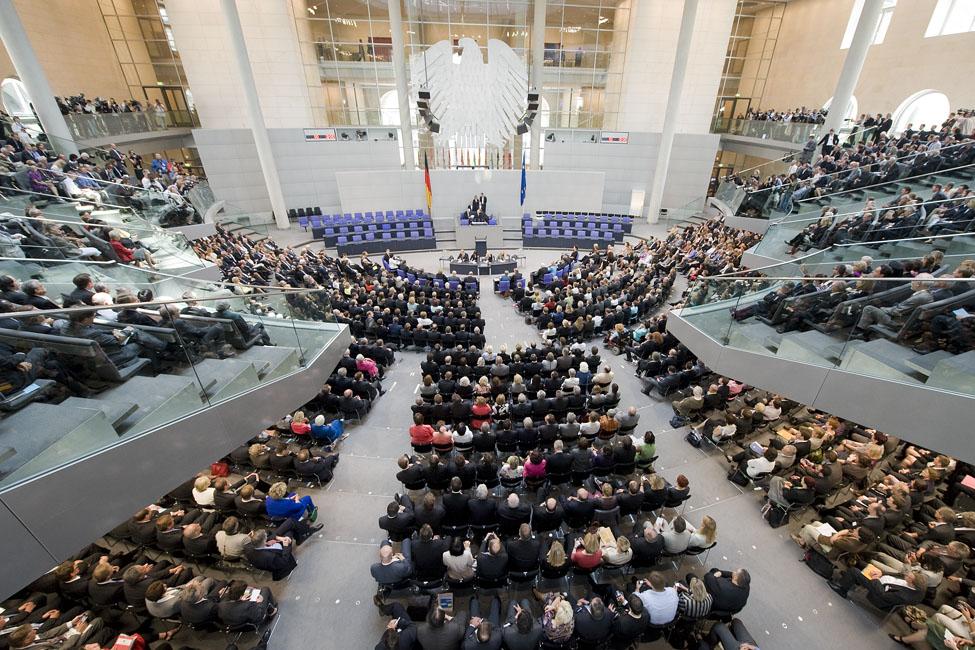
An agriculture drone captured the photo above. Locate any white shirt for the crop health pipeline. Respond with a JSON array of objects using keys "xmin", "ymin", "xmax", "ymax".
[
  {"xmin": 746, "ymin": 456, "xmax": 776, "ymax": 478},
  {"xmin": 636, "ymin": 587, "xmax": 679, "ymax": 625}
]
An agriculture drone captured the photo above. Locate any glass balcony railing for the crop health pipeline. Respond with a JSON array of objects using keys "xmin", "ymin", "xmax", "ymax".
[
  {"xmin": 63, "ymin": 109, "xmax": 200, "ymax": 141},
  {"xmin": 0, "ymin": 283, "xmax": 342, "ymax": 490},
  {"xmin": 712, "ymin": 117, "xmax": 823, "ymax": 144},
  {"xmin": 678, "ymin": 235, "xmax": 975, "ymax": 399},
  {"xmin": 749, "ymin": 162, "xmax": 975, "ymax": 261}
]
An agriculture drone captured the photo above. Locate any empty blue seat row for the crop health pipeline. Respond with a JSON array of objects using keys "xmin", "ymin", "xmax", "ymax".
[{"xmin": 297, "ymin": 209, "xmax": 428, "ymax": 230}]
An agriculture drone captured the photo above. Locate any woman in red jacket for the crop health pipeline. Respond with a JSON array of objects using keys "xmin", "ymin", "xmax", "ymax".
[
  {"xmin": 290, "ymin": 410, "xmax": 311, "ymax": 436},
  {"xmin": 409, "ymin": 413, "xmax": 435, "ymax": 452},
  {"xmin": 470, "ymin": 396, "xmax": 493, "ymax": 430},
  {"xmin": 570, "ymin": 531, "xmax": 603, "ymax": 570}
]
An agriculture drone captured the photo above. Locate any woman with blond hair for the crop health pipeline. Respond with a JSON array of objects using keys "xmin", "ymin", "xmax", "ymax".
[
  {"xmin": 499, "ymin": 455, "xmax": 524, "ymax": 480},
  {"xmin": 677, "ymin": 575, "xmax": 713, "ymax": 619},
  {"xmin": 192, "ymin": 476, "xmax": 215, "ymax": 506},
  {"xmin": 475, "ymin": 375, "xmax": 492, "ymax": 396},
  {"xmin": 541, "ymin": 593, "xmax": 574, "ymax": 643},
  {"xmin": 290, "ymin": 410, "xmax": 310, "ymax": 436},
  {"xmin": 601, "ymin": 532, "xmax": 633, "ymax": 566},
  {"xmin": 541, "ymin": 540, "xmax": 569, "ymax": 578},
  {"xmin": 570, "ymin": 532, "xmax": 603, "ymax": 570},
  {"xmin": 689, "ymin": 515, "xmax": 718, "ymax": 548},
  {"xmin": 470, "ymin": 395, "xmax": 493, "ymax": 429}
]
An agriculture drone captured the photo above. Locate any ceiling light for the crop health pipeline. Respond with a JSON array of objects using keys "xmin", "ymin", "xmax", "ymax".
[{"xmin": 598, "ymin": 16, "xmax": 609, "ymax": 25}]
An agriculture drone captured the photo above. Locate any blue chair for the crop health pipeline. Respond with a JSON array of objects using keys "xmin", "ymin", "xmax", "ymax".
[
  {"xmin": 465, "ymin": 281, "xmax": 477, "ymax": 293},
  {"xmin": 382, "ymin": 222, "xmax": 392, "ymax": 231},
  {"xmin": 396, "ymin": 223, "xmax": 405, "ymax": 230},
  {"xmin": 448, "ymin": 279, "xmax": 459, "ymax": 291},
  {"xmin": 396, "ymin": 232, "xmax": 406, "ymax": 239},
  {"xmin": 405, "ymin": 209, "xmax": 414, "ymax": 216},
  {"xmin": 542, "ymin": 273, "xmax": 554, "ymax": 284},
  {"xmin": 488, "ymin": 217, "xmax": 497, "ymax": 225},
  {"xmin": 498, "ymin": 279, "xmax": 510, "ymax": 293},
  {"xmin": 324, "ymin": 226, "xmax": 335, "ymax": 238},
  {"xmin": 365, "ymin": 232, "xmax": 375, "ymax": 241},
  {"xmin": 343, "ymin": 213, "xmax": 352, "ymax": 220},
  {"xmin": 382, "ymin": 232, "xmax": 392, "ymax": 240},
  {"xmin": 396, "ymin": 210, "xmax": 405, "ymax": 216},
  {"xmin": 337, "ymin": 235, "xmax": 348, "ymax": 246},
  {"xmin": 433, "ymin": 279, "xmax": 445, "ymax": 289},
  {"xmin": 298, "ymin": 215, "xmax": 309, "ymax": 231},
  {"xmin": 417, "ymin": 208, "xmax": 426, "ymax": 216},
  {"xmin": 310, "ymin": 215, "xmax": 323, "ymax": 229}
]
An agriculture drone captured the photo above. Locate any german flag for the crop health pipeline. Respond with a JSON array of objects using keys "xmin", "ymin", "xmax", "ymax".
[{"xmin": 424, "ymin": 151, "xmax": 433, "ymax": 214}]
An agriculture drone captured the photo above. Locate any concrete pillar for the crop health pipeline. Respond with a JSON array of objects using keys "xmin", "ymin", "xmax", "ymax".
[
  {"xmin": 646, "ymin": 0, "xmax": 698, "ymax": 224},
  {"xmin": 0, "ymin": 0, "xmax": 78, "ymax": 154},
  {"xmin": 387, "ymin": 0, "xmax": 415, "ymax": 171},
  {"xmin": 219, "ymin": 0, "xmax": 289, "ymax": 229},
  {"xmin": 822, "ymin": 0, "xmax": 883, "ymax": 136},
  {"xmin": 529, "ymin": 0, "xmax": 547, "ymax": 170}
]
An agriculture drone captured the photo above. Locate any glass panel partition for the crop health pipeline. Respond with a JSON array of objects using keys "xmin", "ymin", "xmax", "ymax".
[
  {"xmin": 679, "ymin": 261, "xmax": 975, "ymax": 399},
  {"xmin": 0, "ymin": 288, "xmax": 341, "ymax": 490},
  {"xmin": 63, "ymin": 110, "xmax": 200, "ymax": 140}
]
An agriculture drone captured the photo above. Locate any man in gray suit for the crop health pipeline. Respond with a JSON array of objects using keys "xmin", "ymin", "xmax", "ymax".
[
  {"xmin": 853, "ymin": 275, "xmax": 934, "ymax": 337},
  {"xmin": 370, "ymin": 538, "xmax": 413, "ymax": 587}
]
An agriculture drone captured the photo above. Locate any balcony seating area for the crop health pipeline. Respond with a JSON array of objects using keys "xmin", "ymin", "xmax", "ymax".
[
  {"xmin": 522, "ymin": 212, "xmax": 632, "ymax": 247},
  {"xmin": 294, "ymin": 208, "xmax": 436, "ymax": 254},
  {"xmin": 0, "ymin": 343, "xmax": 390, "ymax": 649}
]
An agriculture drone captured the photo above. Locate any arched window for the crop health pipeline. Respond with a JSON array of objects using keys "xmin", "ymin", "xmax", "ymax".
[
  {"xmin": 1, "ymin": 78, "xmax": 32, "ymax": 118},
  {"xmin": 822, "ymin": 95, "xmax": 858, "ymax": 124},
  {"xmin": 891, "ymin": 90, "xmax": 950, "ymax": 134}
]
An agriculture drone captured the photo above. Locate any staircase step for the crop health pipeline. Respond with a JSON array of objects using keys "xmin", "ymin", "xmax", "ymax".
[
  {"xmin": 776, "ymin": 330, "xmax": 845, "ymax": 364},
  {"xmin": 177, "ymin": 358, "xmax": 261, "ymax": 402},
  {"xmin": 61, "ymin": 396, "xmax": 138, "ymax": 429},
  {"xmin": 0, "ymin": 403, "xmax": 118, "ymax": 484},
  {"xmin": 926, "ymin": 350, "xmax": 975, "ymax": 394},
  {"xmin": 98, "ymin": 374, "xmax": 205, "ymax": 434},
  {"xmin": 905, "ymin": 350, "xmax": 954, "ymax": 377},
  {"xmin": 235, "ymin": 346, "xmax": 302, "ymax": 381},
  {"xmin": 839, "ymin": 338, "xmax": 924, "ymax": 384},
  {"xmin": 728, "ymin": 322, "xmax": 779, "ymax": 353}
]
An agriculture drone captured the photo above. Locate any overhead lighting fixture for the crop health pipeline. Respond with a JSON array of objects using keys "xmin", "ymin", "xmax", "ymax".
[
  {"xmin": 307, "ymin": 6, "xmax": 316, "ymax": 15},
  {"xmin": 598, "ymin": 16, "xmax": 609, "ymax": 25}
]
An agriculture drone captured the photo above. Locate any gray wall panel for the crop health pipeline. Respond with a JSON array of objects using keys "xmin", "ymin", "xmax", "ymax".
[
  {"xmin": 669, "ymin": 311, "xmax": 975, "ymax": 463},
  {"xmin": 0, "ymin": 501, "xmax": 57, "ymax": 595}
]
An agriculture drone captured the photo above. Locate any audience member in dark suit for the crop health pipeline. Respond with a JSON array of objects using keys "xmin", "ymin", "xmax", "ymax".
[
  {"xmin": 217, "ymin": 580, "xmax": 277, "ymax": 627},
  {"xmin": 243, "ymin": 528, "xmax": 298, "ymax": 581},
  {"xmin": 703, "ymin": 568, "xmax": 750, "ymax": 614}
]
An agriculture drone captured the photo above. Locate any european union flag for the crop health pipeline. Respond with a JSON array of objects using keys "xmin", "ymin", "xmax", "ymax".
[{"xmin": 520, "ymin": 152, "xmax": 526, "ymax": 206}]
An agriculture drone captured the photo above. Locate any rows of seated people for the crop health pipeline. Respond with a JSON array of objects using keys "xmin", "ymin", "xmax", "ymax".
[
  {"xmin": 513, "ymin": 221, "xmax": 759, "ymax": 339},
  {"xmin": 364, "ymin": 339, "xmax": 765, "ymax": 649},
  {"xmin": 511, "ymin": 242, "xmax": 677, "ymax": 341},
  {"xmin": 724, "ymin": 253, "xmax": 975, "ymax": 353},
  {"xmin": 0, "ymin": 346, "xmax": 393, "ymax": 647},
  {"xmin": 0, "ymin": 202, "xmax": 166, "ymax": 267},
  {"xmin": 522, "ymin": 213, "xmax": 630, "ymax": 246},
  {"xmin": 733, "ymin": 113, "xmax": 975, "ymax": 218},
  {"xmin": 0, "ymin": 272, "xmax": 274, "ymax": 411},
  {"xmin": 663, "ymin": 371, "xmax": 975, "ymax": 648},
  {"xmin": 783, "ymin": 190, "xmax": 974, "ymax": 258},
  {"xmin": 0, "ymin": 405, "xmax": 353, "ymax": 649},
  {"xmin": 193, "ymin": 229, "xmax": 488, "ymax": 348}
]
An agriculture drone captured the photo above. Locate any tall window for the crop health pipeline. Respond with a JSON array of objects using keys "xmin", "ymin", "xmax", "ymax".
[
  {"xmin": 925, "ymin": 0, "xmax": 975, "ymax": 37},
  {"xmin": 891, "ymin": 90, "xmax": 951, "ymax": 134},
  {"xmin": 840, "ymin": 0, "xmax": 897, "ymax": 49}
]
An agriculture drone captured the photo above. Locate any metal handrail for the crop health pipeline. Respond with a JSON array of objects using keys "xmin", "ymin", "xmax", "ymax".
[
  {"xmin": 755, "ymin": 142, "xmax": 975, "ymax": 204},
  {"xmin": 0, "ymin": 283, "xmax": 336, "ymax": 320},
  {"xmin": 686, "ymin": 275, "xmax": 971, "ymax": 283},
  {"xmin": 774, "ymin": 189, "xmax": 975, "ymax": 226}
]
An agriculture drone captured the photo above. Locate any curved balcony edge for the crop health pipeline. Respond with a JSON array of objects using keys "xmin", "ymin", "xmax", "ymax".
[{"xmin": 667, "ymin": 309, "xmax": 974, "ymax": 464}]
